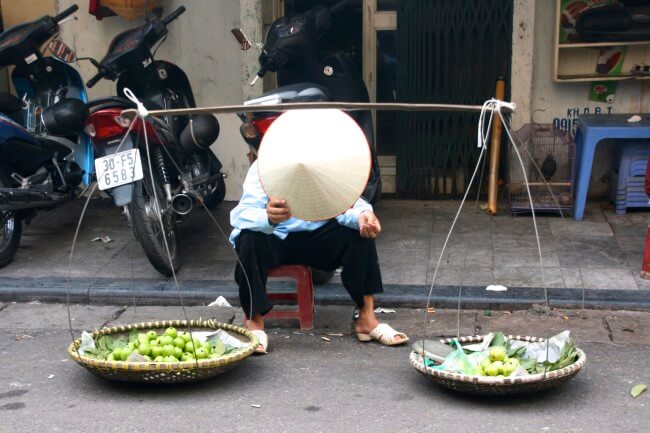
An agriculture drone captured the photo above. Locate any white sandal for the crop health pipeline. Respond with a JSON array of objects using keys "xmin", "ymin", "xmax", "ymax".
[
  {"xmin": 250, "ymin": 330, "xmax": 269, "ymax": 354},
  {"xmin": 356, "ymin": 323, "xmax": 409, "ymax": 346}
]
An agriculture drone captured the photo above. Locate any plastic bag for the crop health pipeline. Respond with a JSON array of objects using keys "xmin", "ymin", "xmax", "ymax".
[
  {"xmin": 78, "ymin": 331, "xmax": 96, "ymax": 355},
  {"xmin": 431, "ymin": 339, "xmax": 480, "ymax": 375},
  {"xmin": 508, "ymin": 330, "xmax": 571, "ymax": 363}
]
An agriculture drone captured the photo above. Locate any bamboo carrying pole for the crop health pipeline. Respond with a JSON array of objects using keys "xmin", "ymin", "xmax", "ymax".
[{"xmin": 486, "ymin": 78, "xmax": 506, "ymax": 215}]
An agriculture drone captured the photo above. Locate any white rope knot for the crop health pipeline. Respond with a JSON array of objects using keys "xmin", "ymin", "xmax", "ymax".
[
  {"xmin": 123, "ymin": 88, "xmax": 149, "ymax": 118},
  {"xmin": 476, "ymin": 99, "xmax": 517, "ymax": 149},
  {"xmin": 492, "ymin": 99, "xmax": 516, "ymax": 113}
]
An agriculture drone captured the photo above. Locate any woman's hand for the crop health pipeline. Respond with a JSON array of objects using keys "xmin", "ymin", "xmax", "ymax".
[
  {"xmin": 266, "ymin": 198, "xmax": 291, "ymax": 225},
  {"xmin": 358, "ymin": 211, "xmax": 381, "ymax": 239}
]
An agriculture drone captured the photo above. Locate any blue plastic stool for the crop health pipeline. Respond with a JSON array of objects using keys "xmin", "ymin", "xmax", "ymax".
[
  {"xmin": 574, "ymin": 114, "xmax": 650, "ymax": 220},
  {"xmin": 609, "ymin": 143, "xmax": 650, "ymax": 214}
]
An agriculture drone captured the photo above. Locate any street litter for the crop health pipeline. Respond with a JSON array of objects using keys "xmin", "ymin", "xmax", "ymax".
[
  {"xmin": 486, "ymin": 285, "xmax": 507, "ymax": 292},
  {"xmin": 374, "ymin": 308, "xmax": 396, "ymax": 314},
  {"xmin": 627, "ymin": 114, "xmax": 642, "ymax": 123},
  {"xmin": 15, "ymin": 334, "xmax": 34, "ymax": 341},
  {"xmin": 47, "ymin": 374, "xmax": 54, "ymax": 379},
  {"xmin": 251, "ymin": 404, "xmax": 261, "ymax": 408},
  {"xmin": 208, "ymin": 296, "xmax": 232, "ymax": 307},
  {"xmin": 91, "ymin": 236, "xmax": 113, "ymax": 243},
  {"xmin": 631, "ymin": 383, "xmax": 647, "ymax": 398},
  {"xmin": 321, "ymin": 337, "xmax": 331, "ymax": 342},
  {"xmin": 326, "ymin": 333, "xmax": 343, "ymax": 337}
]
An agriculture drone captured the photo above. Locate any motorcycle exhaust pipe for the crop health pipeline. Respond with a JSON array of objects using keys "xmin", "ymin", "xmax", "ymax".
[
  {"xmin": 0, "ymin": 188, "xmax": 68, "ymax": 211},
  {"xmin": 171, "ymin": 193, "xmax": 193, "ymax": 215}
]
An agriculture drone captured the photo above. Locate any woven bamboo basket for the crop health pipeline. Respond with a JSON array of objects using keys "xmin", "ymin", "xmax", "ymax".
[
  {"xmin": 98, "ymin": 0, "xmax": 164, "ymax": 21},
  {"xmin": 68, "ymin": 320, "xmax": 258, "ymax": 384},
  {"xmin": 410, "ymin": 335, "xmax": 586, "ymax": 395}
]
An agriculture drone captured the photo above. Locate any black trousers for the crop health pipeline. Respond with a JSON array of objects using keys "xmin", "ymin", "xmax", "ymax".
[{"xmin": 234, "ymin": 220, "xmax": 383, "ymax": 318}]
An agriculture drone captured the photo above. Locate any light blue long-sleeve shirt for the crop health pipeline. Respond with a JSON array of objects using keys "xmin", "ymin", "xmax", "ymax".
[{"xmin": 229, "ymin": 161, "xmax": 373, "ymax": 245}]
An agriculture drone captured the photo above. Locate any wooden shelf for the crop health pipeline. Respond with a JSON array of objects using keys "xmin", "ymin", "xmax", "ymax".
[
  {"xmin": 559, "ymin": 40, "xmax": 650, "ymax": 48},
  {"xmin": 555, "ymin": 73, "xmax": 650, "ymax": 82},
  {"xmin": 554, "ymin": 0, "xmax": 650, "ymax": 83}
]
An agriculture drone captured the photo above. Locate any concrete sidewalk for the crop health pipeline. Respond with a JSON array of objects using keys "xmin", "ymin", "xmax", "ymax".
[
  {"xmin": 0, "ymin": 302, "xmax": 648, "ymax": 433},
  {"xmin": 0, "ymin": 198, "xmax": 648, "ymax": 309}
]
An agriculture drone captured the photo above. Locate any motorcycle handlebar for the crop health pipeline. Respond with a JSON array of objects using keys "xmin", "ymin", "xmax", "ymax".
[
  {"xmin": 256, "ymin": 62, "xmax": 271, "ymax": 79},
  {"xmin": 53, "ymin": 4, "xmax": 79, "ymax": 23},
  {"xmin": 86, "ymin": 70, "xmax": 105, "ymax": 88},
  {"xmin": 162, "ymin": 6, "xmax": 186, "ymax": 26}
]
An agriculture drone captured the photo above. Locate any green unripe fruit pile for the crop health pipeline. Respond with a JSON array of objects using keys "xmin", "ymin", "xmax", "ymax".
[{"xmin": 101, "ymin": 327, "xmax": 226, "ymax": 363}]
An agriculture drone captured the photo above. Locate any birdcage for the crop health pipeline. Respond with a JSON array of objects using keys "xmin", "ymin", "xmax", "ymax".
[{"xmin": 508, "ymin": 123, "xmax": 575, "ymax": 215}]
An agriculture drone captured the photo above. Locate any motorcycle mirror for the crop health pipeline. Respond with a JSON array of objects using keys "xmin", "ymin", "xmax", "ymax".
[
  {"xmin": 47, "ymin": 40, "xmax": 77, "ymax": 63},
  {"xmin": 231, "ymin": 28, "xmax": 252, "ymax": 51}
]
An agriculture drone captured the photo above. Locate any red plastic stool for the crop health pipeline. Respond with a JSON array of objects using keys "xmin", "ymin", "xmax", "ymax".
[
  {"xmin": 266, "ymin": 265, "xmax": 314, "ymax": 330},
  {"xmin": 642, "ymin": 225, "xmax": 650, "ymax": 280}
]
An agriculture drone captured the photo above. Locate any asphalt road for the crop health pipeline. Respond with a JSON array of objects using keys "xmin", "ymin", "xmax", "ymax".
[{"xmin": 0, "ymin": 303, "xmax": 648, "ymax": 433}]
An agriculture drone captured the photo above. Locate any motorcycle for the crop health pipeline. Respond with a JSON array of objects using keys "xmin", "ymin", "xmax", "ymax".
[
  {"xmin": 232, "ymin": 0, "xmax": 381, "ymax": 204},
  {"xmin": 0, "ymin": 5, "xmax": 91, "ymax": 267},
  {"xmin": 49, "ymin": 6, "xmax": 226, "ymax": 276}
]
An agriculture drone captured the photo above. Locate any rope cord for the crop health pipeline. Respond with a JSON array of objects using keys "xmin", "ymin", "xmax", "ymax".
[
  {"xmin": 66, "ymin": 118, "xmax": 138, "ymax": 357},
  {"xmin": 120, "ymin": 100, "xmax": 516, "ymax": 119}
]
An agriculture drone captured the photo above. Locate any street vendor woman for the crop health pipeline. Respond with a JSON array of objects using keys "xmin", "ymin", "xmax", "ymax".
[{"xmin": 229, "ymin": 160, "xmax": 409, "ymax": 354}]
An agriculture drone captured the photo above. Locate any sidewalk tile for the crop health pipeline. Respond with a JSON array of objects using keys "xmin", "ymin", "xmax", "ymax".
[
  {"xmin": 609, "ymin": 222, "xmax": 647, "ymax": 237},
  {"xmin": 633, "ymin": 273, "xmax": 650, "ymax": 290},
  {"xmin": 426, "ymin": 266, "xmax": 494, "ymax": 287},
  {"xmin": 549, "ymin": 220, "xmax": 613, "ymax": 237},
  {"xmin": 561, "ymin": 268, "xmax": 583, "ymax": 288},
  {"xmin": 493, "ymin": 266, "xmax": 565, "ymax": 288},
  {"xmin": 556, "ymin": 236, "xmax": 629, "ymax": 268},
  {"xmin": 580, "ymin": 268, "xmax": 638, "ymax": 290},
  {"xmin": 615, "ymin": 235, "xmax": 645, "ymax": 252}
]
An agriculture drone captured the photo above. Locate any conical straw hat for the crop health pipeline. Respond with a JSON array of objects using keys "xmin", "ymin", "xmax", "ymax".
[{"xmin": 257, "ymin": 109, "xmax": 372, "ymax": 221}]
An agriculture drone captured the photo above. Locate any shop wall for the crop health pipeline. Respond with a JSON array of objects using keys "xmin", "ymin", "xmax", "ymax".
[
  {"xmin": 530, "ymin": 1, "xmax": 650, "ymax": 198},
  {"xmin": 55, "ymin": 0, "xmax": 262, "ymax": 200}
]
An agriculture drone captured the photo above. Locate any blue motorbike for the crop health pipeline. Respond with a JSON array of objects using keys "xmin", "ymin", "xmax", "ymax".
[{"xmin": 0, "ymin": 5, "xmax": 91, "ymax": 267}]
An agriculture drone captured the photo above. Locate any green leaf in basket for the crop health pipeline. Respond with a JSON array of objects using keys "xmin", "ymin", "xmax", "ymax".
[
  {"xmin": 519, "ymin": 358, "xmax": 536, "ymax": 373},
  {"xmin": 112, "ymin": 336, "xmax": 127, "ymax": 349},
  {"xmin": 490, "ymin": 332, "xmax": 505, "ymax": 348},
  {"xmin": 631, "ymin": 384, "xmax": 647, "ymax": 398},
  {"xmin": 508, "ymin": 346, "xmax": 526, "ymax": 359},
  {"xmin": 95, "ymin": 335, "xmax": 106, "ymax": 351},
  {"xmin": 213, "ymin": 340, "xmax": 226, "ymax": 357},
  {"xmin": 223, "ymin": 346, "xmax": 237, "ymax": 355},
  {"xmin": 129, "ymin": 329, "xmax": 138, "ymax": 343}
]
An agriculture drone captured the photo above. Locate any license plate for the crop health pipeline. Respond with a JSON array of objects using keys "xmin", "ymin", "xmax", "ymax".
[{"xmin": 95, "ymin": 149, "xmax": 144, "ymax": 191}]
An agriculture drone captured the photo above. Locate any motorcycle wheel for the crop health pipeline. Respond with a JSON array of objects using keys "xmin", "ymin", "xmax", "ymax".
[
  {"xmin": 312, "ymin": 268, "xmax": 335, "ymax": 285},
  {"xmin": 129, "ymin": 162, "xmax": 181, "ymax": 276},
  {"xmin": 204, "ymin": 176, "xmax": 226, "ymax": 210},
  {"xmin": 0, "ymin": 170, "xmax": 21, "ymax": 268}
]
